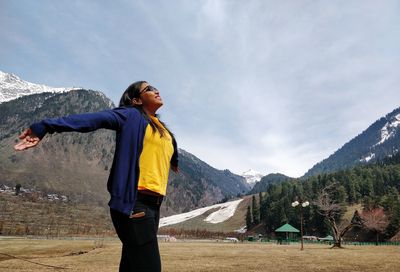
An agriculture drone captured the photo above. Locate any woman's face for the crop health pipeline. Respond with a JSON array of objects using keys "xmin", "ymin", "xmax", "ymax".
[{"xmin": 136, "ymin": 82, "xmax": 163, "ymax": 112}]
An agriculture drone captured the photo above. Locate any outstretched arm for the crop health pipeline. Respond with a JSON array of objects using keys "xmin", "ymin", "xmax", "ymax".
[
  {"xmin": 14, "ymin": 128, "xmax": 41, "ymax": 151},
  {"xmin": 13, "ymin": 107, "xmax": 132, "ymax": 152}
]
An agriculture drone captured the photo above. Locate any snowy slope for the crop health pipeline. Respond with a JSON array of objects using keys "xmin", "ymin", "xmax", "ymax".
[
  {"xmin": 376, "ymin": 113, "xmax": 400, "ymax": 146},
  {"xmin": 359, "ymin": 113, "xmax": 400, "ymax": 162},
  {"xmin": 0, "ymin": 71, "xmax": 79, "ymax": 103},
  {"xmin": 159, "ymin": 199, "xmax": 243, "ymax": 228}
]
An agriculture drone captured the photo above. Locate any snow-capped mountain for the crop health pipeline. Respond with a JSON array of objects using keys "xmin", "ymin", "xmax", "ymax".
[
  {"xmin": 304, "ymin": 107, "xmax": 400, "ymax": 177},
  {"xmin": 249, "ymin": 173, "xmax": 292, "ymax": 194},
  {"xmin": 241, "ymin": 169, "xmax": 264, "ymax": 188},
  {"xmin": 0, "ymin": 71, "xmax": 79, "ymax": 104}
]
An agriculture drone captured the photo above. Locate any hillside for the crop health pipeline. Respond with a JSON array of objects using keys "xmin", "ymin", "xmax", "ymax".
[
  {"xmin": 160, "ymin": 196, "xmax": 251, "ymax": 232},
  {"xmin": 249, "ymin": 154, "xmax": 400, "ymax": 241},
  {"xmin": 0, "ymin": 188, "xmax": 114, "ymax": 236},
  {"xmin": 0, "ymin": 90, "xmax": 115, "ymax": 205}
]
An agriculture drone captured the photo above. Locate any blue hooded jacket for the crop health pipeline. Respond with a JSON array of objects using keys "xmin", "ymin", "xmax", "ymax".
[{"xmin": 30, "ymin": 106, "xmax": 178, "ymax": 216}]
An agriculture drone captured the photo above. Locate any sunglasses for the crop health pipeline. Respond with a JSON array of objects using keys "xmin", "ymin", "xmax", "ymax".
[{"xmin": 140, "ymin": 85, "xmax": 158, "ymax": 94}]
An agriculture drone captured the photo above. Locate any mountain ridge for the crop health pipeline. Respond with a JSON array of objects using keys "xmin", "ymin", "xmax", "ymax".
[
  {"xmin": 303, "ymin": 107, "xmax": 400, "ymax": 177},
  {"xmin": 0, "ymin": 70, "xmax": 81, "ymax": 104}
]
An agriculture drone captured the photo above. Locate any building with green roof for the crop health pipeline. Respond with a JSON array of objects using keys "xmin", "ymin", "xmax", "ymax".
[{"xmin": 275, "ymin": 223, "xmax": 300, "ymax": 242}]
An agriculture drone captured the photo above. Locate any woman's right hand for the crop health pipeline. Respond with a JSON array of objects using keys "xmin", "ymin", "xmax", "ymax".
[{"xmin": 14, "ymin": 128, "xmax": 41, "ymax": 151}]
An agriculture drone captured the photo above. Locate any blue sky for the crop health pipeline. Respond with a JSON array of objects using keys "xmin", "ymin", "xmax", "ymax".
[{"xmin": 1, "ymin": 0, "xmax": 399, "ymax": 177}]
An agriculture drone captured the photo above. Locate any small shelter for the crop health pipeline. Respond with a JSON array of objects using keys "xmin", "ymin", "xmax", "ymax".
[{"xmin": 275, "ymin": 223, "xmax": 300, "ymax": 242}]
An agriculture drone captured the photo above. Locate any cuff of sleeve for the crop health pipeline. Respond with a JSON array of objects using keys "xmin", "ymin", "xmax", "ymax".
[{"xmin": 30, "ymin": 122, "xmax": 47, "ymax": 139}]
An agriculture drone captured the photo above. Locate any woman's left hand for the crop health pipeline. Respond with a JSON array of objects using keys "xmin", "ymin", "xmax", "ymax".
[{"xmin": 14, "ymin": 128, "xmax": 41, "ymax": 151}]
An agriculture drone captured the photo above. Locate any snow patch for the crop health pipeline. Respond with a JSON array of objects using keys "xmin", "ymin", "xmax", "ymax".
[
  {"xmin": 360, "ymin": 153, "xmax": 375, "ymax": 163},
  {"xmin": 159, "ymin": 199, "xmax": 243, "ymax": 228},
  {"xmin": 204, "ymin": 199, "xmax": 243, "ymax": 224},
  {"xmin": 376, "ymin": 114, "xmax": 400, "ymax": 146}
]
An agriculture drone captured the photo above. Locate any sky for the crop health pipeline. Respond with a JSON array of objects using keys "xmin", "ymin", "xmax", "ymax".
[{"xmin": 1, "ymin": 0, "xmax": 400, "ymax": 177}]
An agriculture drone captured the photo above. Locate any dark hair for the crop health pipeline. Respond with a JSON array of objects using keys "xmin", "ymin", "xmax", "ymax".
[
  {"xmin": 119, "ymin": 81, "xmax": 146, "ymax": 107},
  {"xmin": 119, "ymin": 81, "xmax": 173, "ymax": 138}
]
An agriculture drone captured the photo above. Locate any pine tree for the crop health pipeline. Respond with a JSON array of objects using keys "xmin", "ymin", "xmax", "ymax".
[
  {"xmin": 259, "ymin": 192, "xmax": 264, "ymax": 220},
  {"xmin": 246, "ymin": 205, "xmax": 252, "ymax": 231},
  {"xmin": 252, "ymin": 195, "xmax": 260, "ymax": 225},
  {"xmin": 382, "ymin": 187, "xmax": 400, "ymax": 237}
]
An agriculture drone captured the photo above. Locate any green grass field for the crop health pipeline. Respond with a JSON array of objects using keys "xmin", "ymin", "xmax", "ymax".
[{"xmin": 0, "ymin": 237, "xmax": 399, "ymax": 272}]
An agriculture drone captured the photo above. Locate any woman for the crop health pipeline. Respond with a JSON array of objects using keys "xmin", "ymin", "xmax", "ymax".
[{"xmin": 14, "ymin": 81, "xmax": 179, "ymax": 272}]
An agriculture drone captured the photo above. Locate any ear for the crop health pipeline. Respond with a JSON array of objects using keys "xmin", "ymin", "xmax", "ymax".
[{"xmin": 131, "ymin": 98, "xmax": 143, "ymax": 106}]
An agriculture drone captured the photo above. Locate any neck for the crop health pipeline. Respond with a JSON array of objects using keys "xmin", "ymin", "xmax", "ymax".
[{"xmin": 143, "ymin": 107, "xmax": 157, "ymax": 117}]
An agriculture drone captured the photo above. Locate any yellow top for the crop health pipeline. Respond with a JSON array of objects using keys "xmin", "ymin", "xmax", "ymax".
[{"xmin": 137, "ymin": 116, "xmax": 174, "ymax": 196}]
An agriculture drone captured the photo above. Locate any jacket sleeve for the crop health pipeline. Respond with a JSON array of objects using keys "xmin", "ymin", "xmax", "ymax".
[
  {"xmin": 30, "ymin": 107, "xmax": 130, "ymax": 139},
  {"xmin": 170, "ymin": 136, "xmax": 179, "ymax": 168}
]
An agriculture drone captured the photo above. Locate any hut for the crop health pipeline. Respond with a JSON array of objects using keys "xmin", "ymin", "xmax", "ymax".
[{"xmin": 275, "ymin": 223, "xmax": 300, "ymax": 243}]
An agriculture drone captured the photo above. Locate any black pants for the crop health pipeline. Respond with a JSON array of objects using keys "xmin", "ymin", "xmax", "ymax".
[{"xmin": 111, "ymin": 197, "xmax": 161, "ymax": 272}]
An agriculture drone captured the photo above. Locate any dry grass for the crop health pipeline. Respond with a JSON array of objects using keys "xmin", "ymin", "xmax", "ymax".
[{"xmin": 0, "ymin": 237, "xmax": 399, "ymax": 272}]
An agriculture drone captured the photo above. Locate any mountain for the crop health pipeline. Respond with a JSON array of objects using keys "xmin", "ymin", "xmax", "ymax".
[
  {"xmin": 249, "ymin": 173, "xmax": 292, "ymax": 194},
  {"xmin": 0, "ymin": 90, "xmax": 117, "ymax": 204},
  {"xmin": 241, "ymin": 169, "xmax": 264, "ymax": 188},
  {"xmin": 303, "ymin": 107, "xmax": 400, "ymax": 178},
  {"xmin": 0, "ymin": 71, "xmax": 80, "ymax": 104},
  {"xmin": 0, "ymin": 72, "xmax": 250, "ymax": 215}
]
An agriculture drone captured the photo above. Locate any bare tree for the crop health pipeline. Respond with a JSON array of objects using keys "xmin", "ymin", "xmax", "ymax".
[
  {"xmin": 315, "ymin": 184, "xmax": 363, "ymax": 248},
  {"xmin": 361, "ymin": 207, "xmax": 389, "ymax": 245}
]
